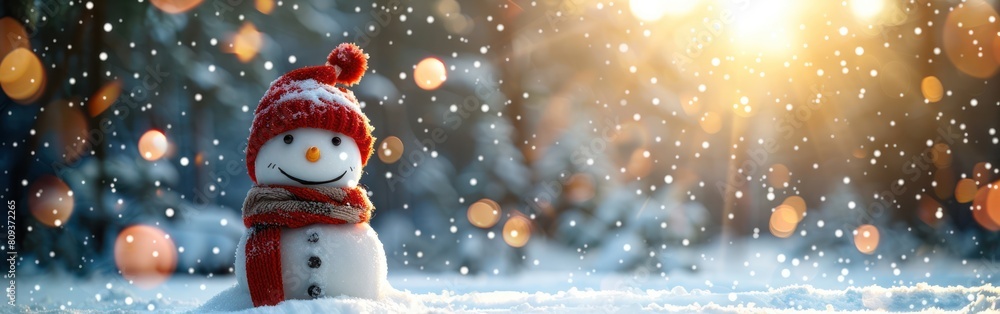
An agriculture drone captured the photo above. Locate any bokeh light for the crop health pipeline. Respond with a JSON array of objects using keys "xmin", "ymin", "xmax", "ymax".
[
  {"xmin": 467, "ymin": 199, "xmax": 500, "ymax": 229},
  {"xmin": 0, "ymin": 17, "xmax": 30, "ymax": 58},
  {"xmin": 986, "ymin": 183, "xmax": 1000, "ymax": 231},
  {"xmin": 972, "ymin": 185, "xmax": 998, "ymax": 231},
  {"xmin": 769, "ymin": 205, "xmax": 799, "ymax": 238},
  {"xmin": 502, "ymin": 215, "xmax": 532, "ymax": 248},
  {"xmin": 114, "ymin": 225, "xmax": 178, "ymax": 288},
  {"xmin": 139, "ymin": 130, "xmax": 169, "ymax": 161},
  {"xmin": 150, "ymin": 0, "xmax": 203, "ymax": 14},
  {"xmin": 625, "ymin": 148, "xmax": 653, "ymax": 178},
  {"xmin": 972, "ymin": 162, "xmax": 990, "ymax": 185},
  {"xmin": 918, "ymin": 195, "xmax": 943, "ymax": 227},
  {"xmin": 628, "ymin": 0, "xmax": 698, "ymax": 22},
  {"xmin": 931, "ymin": 143, "xmax": 951, "ymax": 169},
  {"xmin": 88, "ymin": 80, "xmax": 122, "ymax": 117},
  {"xmin": 995, "ymin": 34, "xmax": 1000, "ymax": 63},
  {"xmin": 229, "ymin": 22, "xmax": 262, "ymax": 63},
  {"xmin": 934, "ymin": 169, "xmax": 956, "ymax": 200},
  {"xmin": 36, "ymin": 100, "xmax": 90, "ymax": 163},
  {"xmin": 920, "ymin": 76, "xmax": 943, "ymax": 103},
  {"xmin": 435, "ymin": 0, "xmax": 474, "ymax": 35},
  {"xmin": 854, "ymin": 224, "xmax": 879, "ymax": 255},
  {"xmin": 0, "ymin": 47, "xmax": 46, "ymax": 104},
  {"xmin": 256, "ymin": 0, "xmax": 274, "ymax": 14},
  {"xmin": 564, "ymin": 173, "xmax": 595, "ymax": 203},
  {"xmin": 699, "ymin": 111, "xmax": 722, "ymax": 134},
  {"xmin": 943, "ymin": 0, "xmax": 1000, "ymax": 79},
  {"xmin": 782, "ymin": 195, "xmax": 807, "ymax": 220},
  {"xmin": 995, "ymin": 35, "xmax": 1000, "ymax": 64},
  {"xmin": 955, "ymin": 178, "xmax": 977, "ymax": 203},
  {"xmin": 768, "ymin": 164, "xmax": 791, "ymax": 189},
  {"xmin": 378, "ymin": 136, "xmax": 404, "ymax": 164},
  {"xmin": 851, "ymin": 148, "xmax": 867, "ymax": 159},
  {"xmin": 680, "ymin": 94, "xmax": 700, "ymax": 117},
  {"xmin": 27, "ymin": 175, "xmax": 74, "ymax": 228},
  {"xmin": 414, "ymin": 57, "xmax": 447, "ymax": 90},
  {"xmin": 878, "ymin": 61, "xmax": 917, "ymax": 99}
]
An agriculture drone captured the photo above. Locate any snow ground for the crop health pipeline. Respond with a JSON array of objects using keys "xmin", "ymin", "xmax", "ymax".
[
  {"xmin": 13, "ymin": 238, "xmax": 1000, "ymax": 313},
  {"xmin": 13, "ymin": 273, "xmax": 1000, "ymax": 313},
  {"xmin": 197, "ymin": 282, "xmax": 1000, "ymax": 313}
]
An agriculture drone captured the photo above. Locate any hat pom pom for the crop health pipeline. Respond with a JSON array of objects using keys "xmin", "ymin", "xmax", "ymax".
[{"xmin": 327, "ymin": 43, "xmax": 368, "ymax": 86}]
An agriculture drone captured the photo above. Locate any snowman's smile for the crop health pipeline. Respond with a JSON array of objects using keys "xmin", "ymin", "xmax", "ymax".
[{"xmin": 278, "ymin": 167, "xmax": 348, "ymax": 185}]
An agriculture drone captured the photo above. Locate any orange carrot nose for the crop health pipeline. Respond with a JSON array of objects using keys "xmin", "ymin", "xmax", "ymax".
[{"xmin": 306, "ymin": 146, "xmax": 321, "ymax": 162}]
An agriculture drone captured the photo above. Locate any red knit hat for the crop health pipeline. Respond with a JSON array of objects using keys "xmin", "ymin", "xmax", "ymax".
[{"xmin": 246, "ymin": 43, "xmax": 374, "ymax": 184}]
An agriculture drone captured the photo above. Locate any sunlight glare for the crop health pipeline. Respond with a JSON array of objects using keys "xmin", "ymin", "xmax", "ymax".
[
  {"xmin": 850, "ymin": 0, "xmax": 884, "ymax": 19},
  {"xmin": 730, "ymin": 0, "xmax": 796, "ymax": 52},
  {"xmin": 629, "ymin": 0, "xmax": 698, "ymax": 22}
]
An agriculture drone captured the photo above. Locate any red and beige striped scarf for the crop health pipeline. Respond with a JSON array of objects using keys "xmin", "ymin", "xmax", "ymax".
[{"xmin": 242, "ymin": 185, "xmax": 373, "ymax": 307}]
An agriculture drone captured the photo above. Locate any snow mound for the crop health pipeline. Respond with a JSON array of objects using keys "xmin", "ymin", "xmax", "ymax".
[
  {"xmin": 195, "ymin": 284, "xmax": 999, "ymax": 313},
  {"xmin": 16, "ymin": 269, "xmax": 999, "ymax": 313},
  {"xmin": 198, "ymin": 285, "xmax": 421, "ymax": 313}
]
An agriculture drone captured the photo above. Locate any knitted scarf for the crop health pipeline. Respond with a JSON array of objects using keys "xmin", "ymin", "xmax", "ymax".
[{"xmin": 242, "ymin": 185, "xmax": 373, "ymax": 307}]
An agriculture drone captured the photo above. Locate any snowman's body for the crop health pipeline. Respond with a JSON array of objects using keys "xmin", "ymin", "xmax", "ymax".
[
  {"xmin": 234, "ymin": 126, "xmax": 388, "ymax": 302},
  {"xmin": 234, "ymin": 223, "xmax": 387, "ymax": 300},
  {"xmin": 209, "ymin": 43, "xmax": 391, "ymax": 308}
]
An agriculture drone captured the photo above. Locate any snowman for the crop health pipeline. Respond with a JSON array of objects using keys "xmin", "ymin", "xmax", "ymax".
[{"xmin": 231, "ymin": 43, "xmax": 387, "ymax": 307}]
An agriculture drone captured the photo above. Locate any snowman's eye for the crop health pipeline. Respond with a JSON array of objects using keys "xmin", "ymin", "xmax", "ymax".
[
  {"xmin": 332, "ymin": 137, "xmax": 342, "ymax": 146},
  {"xmin": 283, "ymin": 134, "xmax": 294, "ymax": 144}
]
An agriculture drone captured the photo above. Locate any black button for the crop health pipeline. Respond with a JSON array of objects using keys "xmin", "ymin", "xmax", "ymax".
[
  {"xmin": 308, "ymin": 284, "xmax": 323, "ymax": 298},
  {"xmin": 307, "ymin": 232, "xmax": 319, "ymax": 243},
  {"xmin": 308, "ymin": 256, "xmax": 321, "ymax": 268}
]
